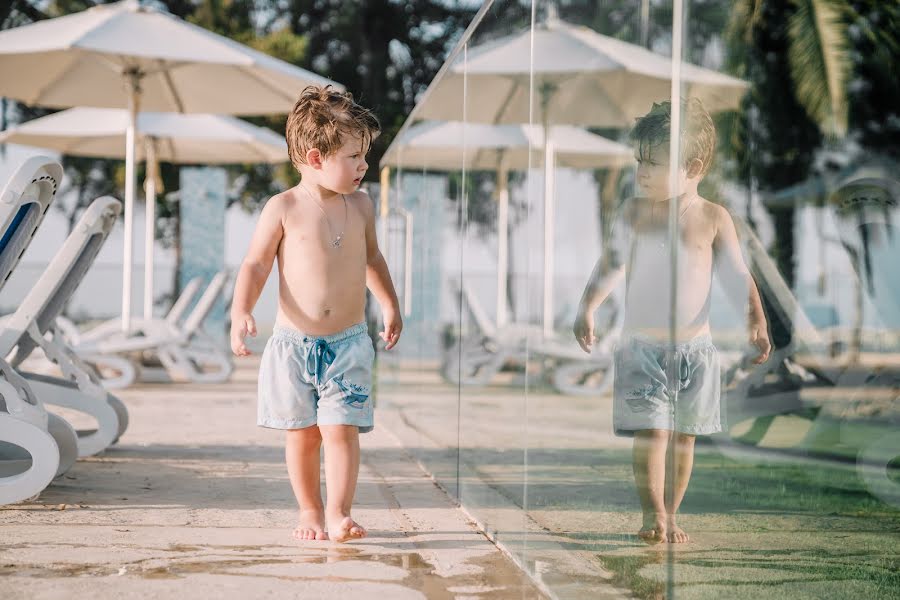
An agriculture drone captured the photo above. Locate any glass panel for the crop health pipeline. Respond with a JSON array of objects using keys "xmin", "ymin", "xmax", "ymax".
[
  {"xmin": 520, "ymin": 0, "xmax": 681, "ymax": 593},
  {"xmin": 382, "ymin": 1, "xmax": 899, "ymax": 597},
  {"xmin": 455, "ymin": 0, "xmax": 533, "ymax": 566},
  {"xmin": 661, "ymin": 1, "xmax": 900, "ymax": 598},
  {"xmin": 376, "ymin": 163, "xmax": 463, "ymax": 490}
]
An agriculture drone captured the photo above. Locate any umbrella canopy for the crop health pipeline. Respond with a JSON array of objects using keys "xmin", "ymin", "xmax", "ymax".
[
  {"xmin": 0, "ymin": 0, "xmax": 338, "ymax": 114},
  {"xmin": 391, "ymin": 14, "xmax": 747, "ymax": 336},
  {"xmin": 0, "ymin": 107, "xmax": 288, "ymax": 164},
  {"xmin": 0, "ymin": 106, "xmax": 288, "ymax": 322},
  {"xmin": 381, "ymin": 121, "xmax": 633, "ymax": 171},
  {"xmin": 0, "ymin": 0, "xmax": 339, "ymax": 330},
  {"xmin": 408, "ymin": 15, "xmax": 746, "ymax": 127}
]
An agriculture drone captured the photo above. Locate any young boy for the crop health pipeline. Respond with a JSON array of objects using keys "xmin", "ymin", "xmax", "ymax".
[
  {"xmin": 573, "ymin": 99, "xmax": 770, "ymax": 544},
  {"xmin": 230, "ymin": 85, "xmax": 402, "ymax": 543}
]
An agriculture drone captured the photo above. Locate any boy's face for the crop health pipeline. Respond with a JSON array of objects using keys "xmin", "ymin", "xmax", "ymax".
[
  {"xmin": 634, "ymin": 140, "xmax": 694, "ymax": 201},
  {"xmin": 319, "ymin": 134, "xmax": 369, "ymax": 194}
]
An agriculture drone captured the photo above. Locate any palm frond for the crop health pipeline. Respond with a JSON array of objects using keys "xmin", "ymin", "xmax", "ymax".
[
  {"xmin": 724, "ymin": 0, "xmax": 763, "ymax": 76},
  {"xmin": 788, "ymin": 0, "xmax": 851, "ymax": 137}
]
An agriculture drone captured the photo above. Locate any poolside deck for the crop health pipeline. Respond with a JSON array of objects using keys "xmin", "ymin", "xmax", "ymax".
[{"xmin": 0, "ymin": 357, "xmax": 545, "ymax": 599}]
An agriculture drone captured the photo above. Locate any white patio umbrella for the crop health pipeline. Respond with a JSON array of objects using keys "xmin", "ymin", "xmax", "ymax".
[
  {"xmin": 411, "ymin": 13, "xmax": 747, "ymax": 126},
  {"xmin": 381, "ymin": 120, "xmax": 633, "ymax": 327},
  {"xmin": 395, "ymin": 10, "xmax": 747, "ymax": 334},
  {"xmin": 382, "ymin": 121, "xmax": 633, "ymax": 171},
  {"xmin": 0, "ymin": 107, "xmax": 288, "ymax": 321},
  {"xmin": 0, "ymin": 0, "xmax": 339, "ymax": 331}
]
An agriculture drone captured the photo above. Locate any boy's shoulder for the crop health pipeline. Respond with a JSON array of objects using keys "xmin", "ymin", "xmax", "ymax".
[
  {"xmin": 695, "ymin": 195, "xmax": 732, "ymax": 225},
  {"xmin": 347, "ymin": 188, "xmax": 376, "ymax": 219},
  {"xmin": 262, "ymin": 186, "xmax": 300, "ymax": 216}
]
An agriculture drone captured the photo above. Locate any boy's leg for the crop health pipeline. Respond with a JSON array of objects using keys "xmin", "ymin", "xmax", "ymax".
[
  {"xmin": 664, "ymin": 432, "xmax": 696, "ymax": 543},
  {"xmin": 286, "ymin": 426, "xmax": 328, "ymax": 541},
  {"xmin": 320, "ymin": 424, "xmax": 367, "ymax": 543},
  {"xmin": 633, "ymin": 428, "xmax": 670, "ymax": 544}
]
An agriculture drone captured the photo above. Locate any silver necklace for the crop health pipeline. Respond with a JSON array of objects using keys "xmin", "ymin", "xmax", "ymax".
[{"xmin": 300, "ymin": 183, "xmax": 347, "ymax": 248}]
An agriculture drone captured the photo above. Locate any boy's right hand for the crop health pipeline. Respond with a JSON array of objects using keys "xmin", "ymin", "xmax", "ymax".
[
  {"xmin": 573, "ymin": 310, "xmax": 595, "ymax": 353},
  {"xmin": 230, "ymin": 313, "xmax": 257, "ymax": 357}
]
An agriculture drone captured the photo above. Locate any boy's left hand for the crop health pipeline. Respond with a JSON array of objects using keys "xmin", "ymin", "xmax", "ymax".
[
  {"xmin": 748, "ymin": 320, "xmax": 771, "ymax": 364},
  {"xmin": 381, "ymin": 308, "xmax": 403, "ymax": 350}
]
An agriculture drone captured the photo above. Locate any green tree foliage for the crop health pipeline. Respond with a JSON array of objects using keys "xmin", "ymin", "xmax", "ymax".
[
  {"xmin": 282, "ymin": 0, "xmax": 477, "ymax": 173},
  {"xmin": 722, "ymin": 0, "xmax": 898, "ymax": 349}
]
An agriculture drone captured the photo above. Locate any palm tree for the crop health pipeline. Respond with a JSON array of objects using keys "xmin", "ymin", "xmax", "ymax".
[
  {"xmin": 727, "ymin": 1, "xmax": 900, "ymax": 360},
  {"xmin": 728, "ymin": 0, "xmax": 852, "ymax": 138},
  {"xmin": 723, "ymin": 0, "xmax": 856, "ymax": 353}
]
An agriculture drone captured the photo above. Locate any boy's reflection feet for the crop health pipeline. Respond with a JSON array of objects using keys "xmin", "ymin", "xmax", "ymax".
[
  {"xmin": 639, "ymin": 513, "xmax": 667, "ymax": 544},
  {"xmin": 667, "ymin": 521, "xmax": 690, "ymax": 543}
]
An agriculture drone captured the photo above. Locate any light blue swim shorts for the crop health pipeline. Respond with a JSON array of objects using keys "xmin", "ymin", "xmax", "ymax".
[
  {"xmin": 613, "ymin": 334, "xmax": 721, "ymax": 436},
  {"xmin": 257, "ymin": 322, "xmax": 375, "ymax": 432}
]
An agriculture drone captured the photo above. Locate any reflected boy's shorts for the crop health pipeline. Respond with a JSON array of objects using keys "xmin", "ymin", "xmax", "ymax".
[
  {"xmin": 257, "ymin": 322, "xmax": 375, "ymax": 433},
  {"xmin": 613, "ymin": 334, "xmax": 721, "ymax": 436}
]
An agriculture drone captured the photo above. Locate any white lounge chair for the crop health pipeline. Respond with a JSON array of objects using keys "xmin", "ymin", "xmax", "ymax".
[
  {"xmin": 0, "ymin": 157, "xmax": 79, "ymax": 504},
  {"xmin": 702, "ymin": 217, "xmax": 839, "ymax": 462},
  {"xmin": 57, "ymin": 275, "xmax": 203, "ymax": 345},
  {"xmin": 0, "ymin": 196, "xmax": 128, "ymax": 457},
  {"xmin": 442, "ymin": 277, "xmax": 621, "ymax": 395},
  {"xmin": 721, "ymin": 218, "xmax": 833, "ymax": 417},
  {"xmin": 76, "ymin": 271, "xmax": 233, "ymax": 384},
  {"xmin": 54, "ymin": 276, "xmax": 205, "ymax": 389}
]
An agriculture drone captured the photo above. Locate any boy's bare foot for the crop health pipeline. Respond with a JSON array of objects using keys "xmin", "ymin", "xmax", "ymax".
[
  {"xmin": 667, "ymin": 521, "xmax": 690, "ymax": 543},
  {"xmin": 293, "ymin": 509, "xmax": 328, "ymax": 541},
  {"xmin": 328, "ymin": 515, "xmax": 367, "ymax": 543},
  {"xmin": 638, "ymin": 514, "xmax": 667, "ymax": 545}
]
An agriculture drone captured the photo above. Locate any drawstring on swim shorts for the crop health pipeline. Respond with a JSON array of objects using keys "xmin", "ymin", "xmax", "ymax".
[{"xmin": 305, "ymin": 338, "xmax": 336, "ymax": 384}]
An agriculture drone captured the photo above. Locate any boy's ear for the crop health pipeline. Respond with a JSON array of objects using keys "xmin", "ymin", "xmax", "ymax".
[
  {"xmin": 686, "ymin": 158, "xmax": 704, "ymax": 178},
  {"xmin": 306, "ymin": 148, "xmax": 324, "ymax": 169}
]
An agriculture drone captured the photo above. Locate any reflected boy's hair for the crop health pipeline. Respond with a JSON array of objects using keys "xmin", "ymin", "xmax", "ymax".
[
  {"xmin": 286, "ymin": 85, "xmax": 381, "ymax": 171},
  {"xmin": 630, "ymin": 98, "xmax": 716, "ymax": 176}
]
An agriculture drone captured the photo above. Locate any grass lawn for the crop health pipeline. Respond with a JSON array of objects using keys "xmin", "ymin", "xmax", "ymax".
[{"xmin": 595, "ymin": 448, "xmax": 900, "ymax": 600}]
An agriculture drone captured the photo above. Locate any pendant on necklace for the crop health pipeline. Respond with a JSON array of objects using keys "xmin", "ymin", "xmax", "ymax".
[{"xmin": 332, "ymin": 236, "xmax": 343, "ymax": 248}]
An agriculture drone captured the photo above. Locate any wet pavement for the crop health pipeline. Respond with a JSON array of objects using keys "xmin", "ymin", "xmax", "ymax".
[{"xmin": 0, "ymin": 358, "xmax": 546, "ymax": 599}]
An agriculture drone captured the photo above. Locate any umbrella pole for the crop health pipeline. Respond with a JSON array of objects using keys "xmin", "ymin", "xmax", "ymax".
[
  {"xmin": 380, "ymin": 166, "xmax": 390, "ymax": 260},
  {"xmin": 542, "ymin": 127, "xmax": 556, "ymax": 338},
  {"xmin": 496, "ymin": 166, "xmax": 510, "ymax": 328},
  {"xmin": 122, "ymin": 70, "xmax": 141, "ymax": 332},
  {"xmin": 143, "ymin": 138, "xmax": 158, "ymax": 321}
]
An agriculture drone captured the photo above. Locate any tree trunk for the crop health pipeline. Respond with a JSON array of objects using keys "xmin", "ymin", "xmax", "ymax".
[{"xmin": 767, "ymin": 206, "xmax": 796, "ymax": 350}]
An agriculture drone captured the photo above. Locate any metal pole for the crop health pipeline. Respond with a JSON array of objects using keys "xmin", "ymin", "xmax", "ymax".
[
  {"xmin": 403, "ymin": 209, "xmax": 413, "ymax": 317},
  {"xmin": 143, "ymin": 137, "xmax": 158, "ymax": 321},
  {"xmin": 542, "ymin": 129, "xmax": 555, "ymax": 338},
  {"xmin": 122, "ymin": 69, "xmax": 141, "ymax": 332},
  {"xmin": 380, "ymin": 165, "xmax": 390, "ymax": 262},
  {"xmin": 496, "ymin": 165, "xmax": 510, "ymax": 327},
  {"xmin": 666, "ymin": 0, "xmax": 684, "ymax": 596}
]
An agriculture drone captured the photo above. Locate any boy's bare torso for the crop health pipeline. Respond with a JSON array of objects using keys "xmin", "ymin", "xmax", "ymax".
[
  {"xmin": 621, "ymin": 196, "xmax": 721, "ymax": 342},
  {"xmin": 274, "ymin": 187, "xmax": 369, "ymax": 335}
]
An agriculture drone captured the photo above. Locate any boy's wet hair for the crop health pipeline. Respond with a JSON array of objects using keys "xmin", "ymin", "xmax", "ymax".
[
  {"xmin": 630, "ymin": 98, "xmax": 716, "ymax": 176},
  {"xmin": 286, "ymin": 85, "xmax": 381, "ymax": 170}
]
